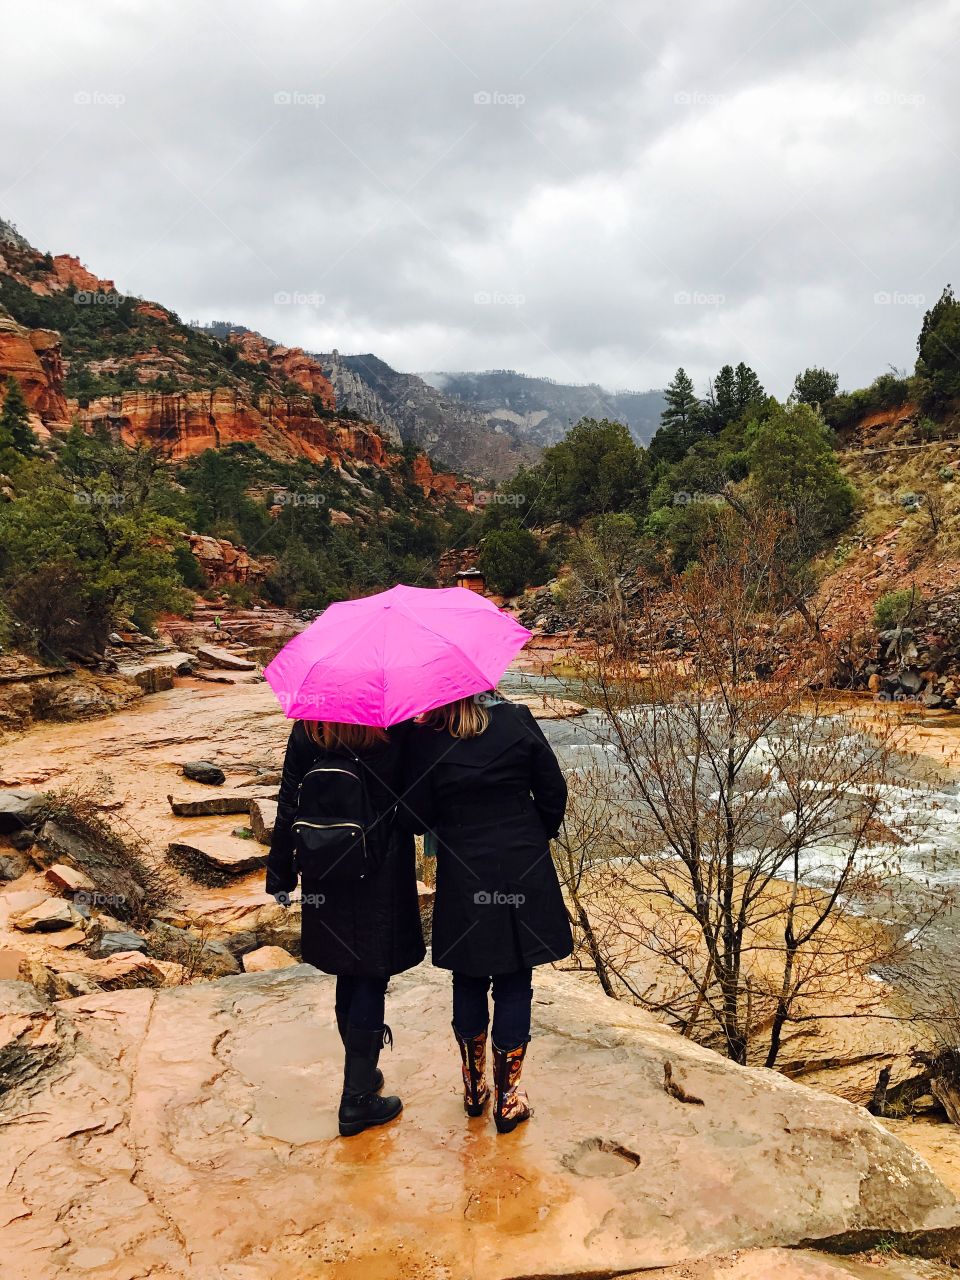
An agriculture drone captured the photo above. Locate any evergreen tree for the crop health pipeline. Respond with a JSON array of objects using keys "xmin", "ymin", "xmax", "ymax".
[
  {"xmin": 733, "ymin": 362, "xmax": 765, "ymax": 415},
  {"xmin": 0, "ymin": 377, "xmax": 36, "ymax": 457},
  {"xmin": 792, "ymin": 367, "xmax": 839, "ymax": 408},
  {"xmin": 916, "ymin": 284, "xmax": 960, "ymax": 407},
  {"xmin": 649, "ymin": 368, "xmax": 704, "ymax": 464}
]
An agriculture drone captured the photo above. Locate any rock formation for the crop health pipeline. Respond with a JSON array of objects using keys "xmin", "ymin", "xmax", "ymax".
[
  {"xmin": 230, "ymin": 330, "xmax": 336, "ymax": 408},
  {"xmin": 0, "ymin": 962, "xmax": 956, "ymax": 1278},
  {"xmin": 0, "ymin": 310, "xmax": 68, "ymax": 424}
]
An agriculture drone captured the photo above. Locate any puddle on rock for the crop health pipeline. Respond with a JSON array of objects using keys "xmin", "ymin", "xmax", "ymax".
[{"xmin": 563, "ymin": 1137, "xmax": 641, "ymax": 1178}]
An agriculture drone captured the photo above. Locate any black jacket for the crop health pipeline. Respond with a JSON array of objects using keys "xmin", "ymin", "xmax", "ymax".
[
  {"xmin": 405, "ymin": 701, "xmax": 572, "ymax": 976},
  {"xmin": 266, "ymin": 719, "xmax": 425, "ymax": 977}
]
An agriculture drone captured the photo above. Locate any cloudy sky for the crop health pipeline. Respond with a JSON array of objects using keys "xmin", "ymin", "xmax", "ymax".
[{"xmin": 2, "ymin": 0, "xmax": 958, "ymax": 398}]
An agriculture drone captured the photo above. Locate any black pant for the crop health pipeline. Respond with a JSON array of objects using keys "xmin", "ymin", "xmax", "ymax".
[
  {"xmin": 452, "ymin": 968, "xmax": 533, "ymax": 1049},
  {"xmin": 335, "ymin": 975, "xmax": 388, "ymax": 1032}
]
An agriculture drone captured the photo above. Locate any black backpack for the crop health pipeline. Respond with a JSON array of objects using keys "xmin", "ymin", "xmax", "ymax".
[{"xmin": 293, "ymin": 750, "xmax": 391, "ymax": 883}]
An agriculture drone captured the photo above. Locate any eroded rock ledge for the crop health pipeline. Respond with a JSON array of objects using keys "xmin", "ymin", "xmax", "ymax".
[{"xmin": 0, "ymin": 963, "xmax": 957, "ymax": 1279}]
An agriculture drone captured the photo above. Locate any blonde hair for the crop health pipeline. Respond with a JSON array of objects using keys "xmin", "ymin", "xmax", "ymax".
[
  {"xmin": 421, "ymin": 694, "xmax": 492, "ymax": 739},
  {"xmin": 303, "ymin": 721, "xmax": 388, "ymax": 751}
]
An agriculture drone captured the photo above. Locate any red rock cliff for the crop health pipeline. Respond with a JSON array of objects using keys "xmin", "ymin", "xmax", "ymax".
[
  {"xmin": 231, "ymin": 331, "xmax": 336, "ymax": 408},
  {"xmin": 0, "ymin": 312, "xmax": 69, "ymax": 424}
]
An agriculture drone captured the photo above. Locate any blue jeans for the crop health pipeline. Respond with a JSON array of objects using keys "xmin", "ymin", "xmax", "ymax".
[
  {"xmin": 335, "ymin": 975, "xmax": 388, "ymax": 1031},
  {"xmin": 452, "ymin": 968, "xmax": 533, "ymax": 1049}
]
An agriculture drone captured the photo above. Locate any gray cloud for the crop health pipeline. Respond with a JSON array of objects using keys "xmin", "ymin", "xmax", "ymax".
[{"xmin": 2, "ymin": 0, "xmax": 957, "ymax": 399}]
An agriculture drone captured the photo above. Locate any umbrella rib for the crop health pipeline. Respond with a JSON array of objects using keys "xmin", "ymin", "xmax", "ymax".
[{"xmin": 392, "ymin": 598, "xmax": 518, "ymax": 694}]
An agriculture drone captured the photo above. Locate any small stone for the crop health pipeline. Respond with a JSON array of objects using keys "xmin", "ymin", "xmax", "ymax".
[
  {"xmin": 249, "ymin": 798, "xmax": 277, "ymax": 845},
  {"xmin": 181, "ymin": 761, "xmax": 226, "ymax": 786},
  {"xmin": 0, "ymin": 852, "xmax": 29, "ymax": 881},
  {"xmin": 11, "ymin": 897, "xmax": 78, "ymax": 932},
  {"xmin": 167, "ymin": 793, "xmax": 251, "ymax": 817},
  {"xmin": 45, "ymin": 864, "xmax": 96, "ymax": 895},
  {"xmin": 0, "ymin": 789, "xmax": 44, "ymax": 835},
  {"xmin": 90, "ymin": 930, "xmax": 148, "ymax": 957},
  {"xmin": 242, "ymin": 945, "xmax": 298, "ymax": 973}
]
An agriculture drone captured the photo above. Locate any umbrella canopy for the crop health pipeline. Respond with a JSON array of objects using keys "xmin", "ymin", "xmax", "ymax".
[{"xmin": 263, "ymin": 583, "xmax": 532, "ymax": 728}]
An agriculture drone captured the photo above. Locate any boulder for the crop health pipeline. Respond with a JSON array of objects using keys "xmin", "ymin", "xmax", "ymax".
[
  {"xmin": 89, "ymin": 930, "xmax": 148, "ymax": 958},
  {"xmin": 166, "ymin": 793, "xmax": 252, "ymax": 817},
  {"xmin": 195, "ymin": 644, "xmax": 256, "ymax": 672},
  {"xmin": 180, "ymin": 761, "xmax": 225, "ymax": 786},
  {"xmin": 115, "ymin": 653, "xmax": 196, "ymax": 693},
  {"xmin": 147, "ymin": 921, "xmax": 241, "ymax": 978},
  {"xmin": 249, "ymin": 797, "xmax": 277, "ymax": 844},
  {"xmin": 167, "ymin": 835, "xmax": 268, "ymax": 885},
  {"xmin": 0, "ymin": 851, "xmax": 30, "ymax": 881},
  {"xmin": 0, "ymin": 965, "xmax": 957, "ymax": 1277},
  {"xmin": 34, "ymin": 818, "xmax": 94, "ymax": 868},
  {"xmin": 44, "ymin": 864, "xmax": 95, "ymax": 896},
  {"xmin": 155, "ymin": 892, "xmax": 289, "ymax": 937},
  {"xmin": 0, "ymin": 788, "xmax": 44, "ymax": 835},
  {"xmin": 11, "ymin": 897, "xmax": 79, "ymax": 932},
  {"xmin": 241, "ymin": 945, "xmax": 297, "ymax": 973},
  {"xmin": 87, "ymin": 951, "xmax": 184, "ymax": 990}
]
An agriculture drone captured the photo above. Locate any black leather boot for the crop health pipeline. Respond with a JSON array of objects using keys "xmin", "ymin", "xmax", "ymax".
[
  {"xmin": 336, "ymin": 1011, "xmax": 383, "ymax": 1092},
  {"xmin": 338, "ymin": 1026, "xmax": 402, "ymax": 1137}
]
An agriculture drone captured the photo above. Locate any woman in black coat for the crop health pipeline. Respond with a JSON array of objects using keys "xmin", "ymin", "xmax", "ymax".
[
  {"xmin": 406, "ymin": 694, "xmax": 571, "ymax": 1133},
  {"xmin": 265, "ymin": 718, "xmax": 425, "ymax": 1137}
]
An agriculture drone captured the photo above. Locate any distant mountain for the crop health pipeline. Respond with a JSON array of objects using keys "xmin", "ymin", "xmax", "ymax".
[
  {"xmin": 421, "ymin": 370, "xmax": 666, "ymax": 448},
  {"xmin": 315, "ymin": 351, "xmax": 539, "ymax": 481}
]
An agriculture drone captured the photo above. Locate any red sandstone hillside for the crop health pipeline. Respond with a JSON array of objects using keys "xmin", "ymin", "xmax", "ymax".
[{"xmin": 0, "ymin": 220, "xmax": 473, "ymax": 505}]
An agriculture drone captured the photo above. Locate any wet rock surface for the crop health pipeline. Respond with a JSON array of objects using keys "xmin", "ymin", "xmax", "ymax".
[{"xmin": 0, "ymin": 963, "xmax": 957, "ymax": 1279}]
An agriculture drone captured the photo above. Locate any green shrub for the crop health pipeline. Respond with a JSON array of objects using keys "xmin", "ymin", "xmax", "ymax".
[{"xmin": 873, "ymin": 589, "xmax": 919, "ymax": 630}]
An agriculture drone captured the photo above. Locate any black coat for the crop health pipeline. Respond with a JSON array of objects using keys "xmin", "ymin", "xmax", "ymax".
[
  {"xmin": 405, "ymin": 701, "xmax": 572, "ymax": 976},
  {"xmin": 265, "ymin": 720, "xmax": 425, "ymax": 978}
]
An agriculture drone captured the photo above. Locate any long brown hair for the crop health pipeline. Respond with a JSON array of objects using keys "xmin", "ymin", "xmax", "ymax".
[
  {"xmin": 420, "ymin": 694, "xmax": 492, "ymax": 739},
  {"xmin": 302, "ymin": 721, "xmax": 388, "ymax": 751}
]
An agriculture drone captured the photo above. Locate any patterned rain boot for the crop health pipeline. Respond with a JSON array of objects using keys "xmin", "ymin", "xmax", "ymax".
[
  {"xmin": 453, "ymin": 1023, "xmax": 491, "ymax": 1117},
  {"xmin": 338, "ymin": 1026, "xmax": 401, "ymax": 1137},
  {"xmin": 336, "ymin": 1011, "xmax": 383, "ymax": 1092},
  {"xmin": 492, "ymin": 1040, "xmax": 532, "ymax": 1134}
]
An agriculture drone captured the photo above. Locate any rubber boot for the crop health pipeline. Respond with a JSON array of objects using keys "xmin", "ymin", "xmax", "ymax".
[
  {"xmin": 338, "ymin": 1026, "xmax": 402, "ymax": 1137},
  {"xmin": 453, "ymin": 1022, "xmax": 491, "ymax": 1117},
  {"xmin": 492, "ymin": 1040, "xmax": 531, "ymax": 1134},
  {"xmin": 336, "ymin": 1010, "xmax": 383, "ymax": 1092}
]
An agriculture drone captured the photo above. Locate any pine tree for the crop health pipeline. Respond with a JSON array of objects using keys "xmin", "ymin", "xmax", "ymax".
[
  {"xmin": 649, "ymin": 367, "xmax": 704, "ymax": 464},
  {"xmin": 792, "ymin": 367, "xmax": 838, "ymax": 407},
  {"xmin": 0, "ymin": 377, "xmax": 36, "ymax": 456},
  {"xmin": 733, "ymin": 362, "xmax": 765, "ymax": 415}
]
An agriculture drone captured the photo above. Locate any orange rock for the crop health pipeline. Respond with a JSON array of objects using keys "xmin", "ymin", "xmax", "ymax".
[
  {"xmin": 0, "ymin": 313, "xmax": 69, "ymax": 424},
  {"xmin": 231, "ymin": 331, "xmax": 336, "ymax": 408}
]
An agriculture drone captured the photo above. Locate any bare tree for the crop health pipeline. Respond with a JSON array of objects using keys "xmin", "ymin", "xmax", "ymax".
[{"xmin": 562, "ymin": 512, "xmax": 948, "ymax": 1068}]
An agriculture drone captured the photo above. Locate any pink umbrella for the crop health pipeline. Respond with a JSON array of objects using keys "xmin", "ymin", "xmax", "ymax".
[{"xmin": 263, "ymin": 584, "xmax": 532, "ymax": 727}]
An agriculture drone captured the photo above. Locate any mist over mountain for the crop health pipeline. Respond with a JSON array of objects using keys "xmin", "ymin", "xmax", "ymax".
[{"xmin": 423, "ymin": 369, "xmax": 666, "ymax": 448}]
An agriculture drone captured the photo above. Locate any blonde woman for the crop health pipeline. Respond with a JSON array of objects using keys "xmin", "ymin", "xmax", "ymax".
[
  {"xmin": 266, "ymin": 717, "xmax": 425, "ymax": 1136},
  {"xmin": 407, "ymin": 693, "xmax": 570, "ymax": 1133}
]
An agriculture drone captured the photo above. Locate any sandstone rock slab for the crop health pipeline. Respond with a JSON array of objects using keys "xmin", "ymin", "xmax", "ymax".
[
  {"xmin": 166, "ymin": 793, "xmax": 252, "ymax": 817},
  {"xmin": 167, "ymin": 835, "xmax": 268, "ymax": 884},
  {"xmin": 248, "ymin": 797, "xmax": 277, "ymax": 844},
  {"xmin": 0, "ymin": 964, "xmax": 956, "ymax": 1279},
  {"xmin": 0, "ymin": 788, "xmax": 44, "ymax": 834},
  {"xmin": 196, "ymin": 644, "xmax": 256, "ymax": 671},
  {"xmin": 11, "ymin": 897, "xmax": 78, "ymax": 932},
  {"xmin": 44, "ymin": 864, "xmax": 95, "ymax": 895},
  {"xmin": 241, "ymin": 944, "xmax": 297, "ymax": 972}
]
